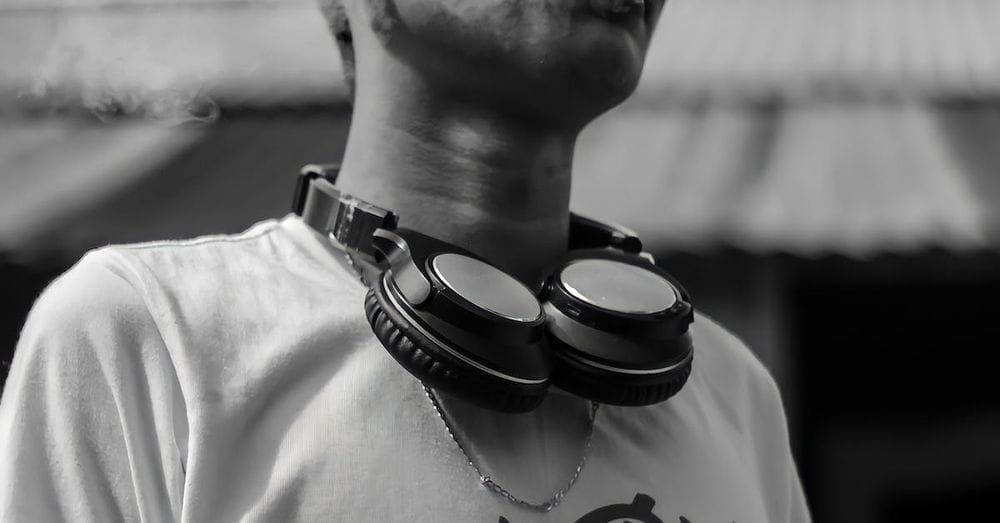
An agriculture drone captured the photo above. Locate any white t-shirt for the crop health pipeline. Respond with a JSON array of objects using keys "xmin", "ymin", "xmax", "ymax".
[{"xmin": 0, "ymin": 215, "xmax": 810, "ymax": 522}]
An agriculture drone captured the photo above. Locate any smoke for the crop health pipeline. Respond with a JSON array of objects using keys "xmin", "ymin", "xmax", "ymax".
[
  {"xmin": 2, "ymin": 1, "xmax": 350, "ymax": 122},
  {"xmin": 12, "ymin": 6, "xmax": 230, "ymax": 124}
]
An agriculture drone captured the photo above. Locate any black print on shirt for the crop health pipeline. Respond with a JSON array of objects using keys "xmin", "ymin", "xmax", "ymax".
[
  {"xmin": 498, "ymin": 492, "xmax": 735, "ymax": 523},
  {"xmin": 575, "ymin": 493, "xmax": 662, "ymax": 522}
]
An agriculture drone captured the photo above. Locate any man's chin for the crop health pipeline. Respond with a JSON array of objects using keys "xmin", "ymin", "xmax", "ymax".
[
  {"xmin": 554, "ymin": 62, "xmax": 644, "ymax": 125},
  {"xmin": 561, "ymin": 28, "xmax": 647, "ymax": 110},
  {"xmin": 516, "ymin": 71, "xmax": 640, "ymax": 130}
]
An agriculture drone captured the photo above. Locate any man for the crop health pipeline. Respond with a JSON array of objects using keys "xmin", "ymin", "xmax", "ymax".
[{"xmin": 0, "ymin": 0, "xmax": 809, "ymax": 521}]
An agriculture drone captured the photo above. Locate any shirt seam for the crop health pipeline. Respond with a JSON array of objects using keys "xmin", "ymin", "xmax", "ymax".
[{"xmin": 114, "ymin": 221, "xmax": 281, "ymax": 252}]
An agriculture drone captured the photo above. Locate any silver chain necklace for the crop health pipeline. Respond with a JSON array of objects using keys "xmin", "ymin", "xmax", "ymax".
[
  {"xmin": 339, "ymin": 247, "xmax": 600, "ymax": 512},
  {"xmin": 423, "ymin": 385, "xmax": 599, "ymax": 512}
]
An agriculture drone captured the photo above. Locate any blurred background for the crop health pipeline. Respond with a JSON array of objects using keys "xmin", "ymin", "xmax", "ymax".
[{"xmin": 2, "ymin": 0, "xmax": 1000, "ymax": 520}]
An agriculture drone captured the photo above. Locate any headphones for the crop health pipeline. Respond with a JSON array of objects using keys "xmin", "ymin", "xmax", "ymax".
[{"xmin": 293, "ymin": 164, "xmax": 694, "ymax": 413}]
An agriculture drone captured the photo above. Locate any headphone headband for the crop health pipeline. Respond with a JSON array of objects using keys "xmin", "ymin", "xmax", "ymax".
[
  {"xmin": 290, "ymin": 162, "xmax": 694, "ymax": 411},
  {"xmin": 293, "ymin": 163, "xmax": 645, "ymax": 261}
]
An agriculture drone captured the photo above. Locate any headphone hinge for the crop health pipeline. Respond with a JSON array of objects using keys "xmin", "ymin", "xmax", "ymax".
[
  {"xmin": 294, "ymin": 163, "xmax": 399, "ymax": 259},
  {"xmin": 569, "ymin": 213, "xmax": 643, "ymax": 253}
]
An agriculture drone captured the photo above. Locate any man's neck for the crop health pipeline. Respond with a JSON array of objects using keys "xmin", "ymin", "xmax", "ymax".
[
  {"xmin": 335, "ymin": 64, "xmax": 596, "ymax": 480},
  {"xmin": 335, "ymin": 74, "xmax": 578, "ymax": 288}
]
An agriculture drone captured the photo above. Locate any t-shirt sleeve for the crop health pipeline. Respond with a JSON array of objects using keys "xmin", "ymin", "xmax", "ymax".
[
  {"xmin": 694, "ymin": 314, "xmax": 811, "ymax": 522},
  {"xmin": 0, "ymin": 250, "xmax": 186, "ymax": 522},
  {"xmin": 751, "ymin": 369, "xmax": 811, "ymax": 523}
]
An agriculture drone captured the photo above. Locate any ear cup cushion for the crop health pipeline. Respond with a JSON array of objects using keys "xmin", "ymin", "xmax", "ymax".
[
  {"xmin": 364, "ymin": 287, "xmax": 547, "ymax": 413},
  {"xmin": 548, "ymin": 335, "xmax": 693, "ymax": 406}
]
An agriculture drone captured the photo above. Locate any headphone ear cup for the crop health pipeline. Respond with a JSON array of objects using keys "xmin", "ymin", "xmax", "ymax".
[
  {"xmin": 364, "ymin": 288, "xmax": 547, "ymax": 413},
  {"xmin": 548, "ymin": 336, "xmax": 693, "ymax": 406},
  {"xmin": 542, "ymin": 250, "xmax": 696, "ymax": 406}
]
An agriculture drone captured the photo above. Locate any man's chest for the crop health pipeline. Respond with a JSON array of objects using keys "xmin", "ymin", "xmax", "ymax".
[
  {"xmin": 185, "ymin": 334, "xmax": 768, "ymax": 522},
  {"xmin": 198, "ymin": 372, "xmax": 766, "ymax": 522},
  {"xmin": 239, "ymin": 414, "xmax": 768, "ymax": 523}
]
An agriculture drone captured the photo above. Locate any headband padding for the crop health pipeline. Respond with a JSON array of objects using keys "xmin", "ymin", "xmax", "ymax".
[{"xmin": 364, "ymin": 287, "xmax": 546, "ymax": 413}]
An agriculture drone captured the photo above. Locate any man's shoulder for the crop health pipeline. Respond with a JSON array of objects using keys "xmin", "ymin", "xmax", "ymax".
[
  {"xmin": 99, "ymin": 217, "xmax": 286, "ymax": 275},
  {"xmin": 21, "ymin": 248, "xmax": 150, "ymax": 345},
  {"xmin": 14, "ymin": 216, "xmax": 362, "ymax": 369},
  {"xmin": 682, "ymin": 312, "xmax": 787, "ymax": 430},
  {"xmin": 5, "ymin": 248, "xmax": 165, "ymax": 408},
  {"xmin": 689, "ymin": 312, "xmax": 778, "ymax": 390},
  {"xmin": 681, "ymin": 313, "xmax": 810, "ymax": 522},
  {"xmin": 23, "ymin": 218, "xmax": 290, "ymax": 338},
  {"xmin": 96, "ymin": 215, "xmax": 363, "ymax": 295}
]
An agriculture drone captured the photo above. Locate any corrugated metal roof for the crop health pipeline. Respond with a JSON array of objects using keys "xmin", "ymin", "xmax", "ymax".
[
  {"xmin": 1, "ymin": 103, "xmax": 995, "ymax": 261},
  {"xmin": 3, "ymin": 0, "xmax": 999, "ymax": 257},
  {"xmin": 0, "ymin": 111, "xmax": 351, "ymax": 263},
  {"xmin": 572, "ymin": 101, "xmax": 993, "ymax": 256},
  {"xmin": 3, "ymin": 0, "xmax": 1000, "ymax": 111},
  {"xmin": 639, "ymin": 0, "xmax": 1000, "ymax": 102}
]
